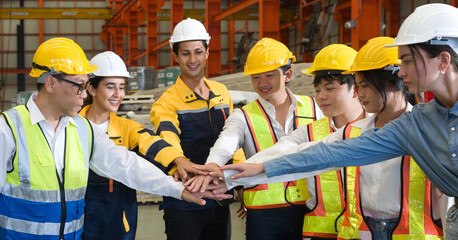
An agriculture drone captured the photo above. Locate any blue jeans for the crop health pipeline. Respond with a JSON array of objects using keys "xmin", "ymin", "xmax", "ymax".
[
  {"xmin": 445, "ymin": 205, "xmax": 458, "ymax": 240},
  {"xmin": 364, "ymin": 216, "xmax": 398, "ymax": 240}
]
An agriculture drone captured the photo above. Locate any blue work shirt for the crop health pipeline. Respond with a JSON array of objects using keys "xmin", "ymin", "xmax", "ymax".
[{"xmin": 264, "ymin": 99, "xmax": 458, "ymax": 197}]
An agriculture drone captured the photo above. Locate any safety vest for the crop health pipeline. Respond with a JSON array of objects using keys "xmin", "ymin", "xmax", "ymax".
[
  {"xmin": 336, "ymin": 124, "xmax": 443, "ymax": 240},
  {"xmin": 0, "ymin": 105, "xmax": 93, "ymax": 240},
  {"xmin": 241, "ymin": 95, "xmax": 316, "ymax": 209},
  {"xmin": 302, "ymin": 117, "xmax": 345, "ymax": 239}
]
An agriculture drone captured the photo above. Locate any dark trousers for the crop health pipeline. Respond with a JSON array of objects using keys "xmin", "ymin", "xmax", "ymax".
[
  {"xmin": 163, "ymin": 205, "xmax": 231, "ymax": 240},
  {"xmin": 246, "ymin": 205, "xmax": 306, "ymax": 240}
]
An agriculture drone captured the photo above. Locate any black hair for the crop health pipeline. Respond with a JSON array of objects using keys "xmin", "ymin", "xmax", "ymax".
[
  {"xmin": 313, "ymin": 72, "xmax": 355, "ymax": 91},
  {"xmin": 36, "ymin": 73, "xmax": 66, "ymax": 91},
  {"xmin": 358, "ymin": 68, "xmax": 417, "ymax": 112},
  {"xmin": 172, "ymin": 40, "xmax": 208, "ymax": 55},
  {"xmin": 279, "ymin": 64, "xmax": 292, "ymax": 75},
  {"xmin": 82, "ymin": 76, "xmax": 105, "ymax": 108}
]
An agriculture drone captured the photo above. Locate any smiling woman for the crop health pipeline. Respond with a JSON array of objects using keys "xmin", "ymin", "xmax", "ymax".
[{"xmin": 78, "ymin": 51, "xmax": 189, "ymax": 240}]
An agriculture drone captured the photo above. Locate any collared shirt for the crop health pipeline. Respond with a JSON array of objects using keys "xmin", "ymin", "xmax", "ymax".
[
  {"xmin": 207, "ymin": 88, "xmax": 323, "ymax": 166},
  {"xmin": 0, "ymin": 94, "xmax": 185, "ymax": 199},
  {"xmin": 264, "ymin": 99, "xmax": 458, "ymax": 197}
]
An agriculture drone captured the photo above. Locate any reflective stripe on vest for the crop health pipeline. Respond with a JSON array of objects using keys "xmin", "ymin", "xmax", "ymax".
[
  {"xmin": 302, "ymin": 117, "xmax": 345, "ymax": 239},
  {"xmin": 241, "ymin": 96, "xmax": 315, "ymax": 209},
  {"xmin": 0, "ymin": 105, "xmax": 92, "ymax": 239},
  {"xmin": 337, "ymin": 124, "xmax": 443, "ymax": 240}
]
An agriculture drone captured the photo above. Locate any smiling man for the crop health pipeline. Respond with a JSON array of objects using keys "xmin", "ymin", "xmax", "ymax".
[
  {"xmin": 0, "ymin": 37, "xmax": 229, "ymax": 240},
  {"xmin": 149, "ymin": 18, "xmax": 235, "ymax": 240},
  {"xmin": 187, "ymin": 38, "xmax": 324, "ymax": 240}
]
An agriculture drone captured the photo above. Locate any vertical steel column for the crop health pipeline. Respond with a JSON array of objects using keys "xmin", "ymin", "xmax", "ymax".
[
  {"xmin": 381, "ymin": 0, "xmax": 399, "ymax": 38},
  {"xmin": 39, "ymin": 0, "xmax": 43, "ymax": 44},
  {"xmin": 351, "ymin": 0, "xmax": 380, "ymax": 50},
  {"xmin": 228, "ymin": 0, "xmax": 234, "ymax": 74},
  {"xmin": 205, "ymin": 0, "xmax": 221, "ymax": 78},
  {"xmin": 123, "ymin": 6, "xmax": 139, "ymax": 66},
  {"xmin": 170, "ymin": 0, "xmax": 183, "ymax": 66},
  {"xmin": 258, "ymin": 0, "xmax": 279, "ymax": 40},
  {"xmin": 17, "ymin": 0, "xmax": 25, "ymax": 92}
]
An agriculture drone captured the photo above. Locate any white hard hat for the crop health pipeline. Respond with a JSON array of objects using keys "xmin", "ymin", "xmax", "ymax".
[
  {"xmin": 385, "ymin": 4, "xmax": 458, "ymax": 50},
  {"xmin": 169, "ymin": 18, "xmax": 211, "ymax": 48},
  {"xmin": 89, "ymin": 51, "xmax": 132, "ymax": 78}
]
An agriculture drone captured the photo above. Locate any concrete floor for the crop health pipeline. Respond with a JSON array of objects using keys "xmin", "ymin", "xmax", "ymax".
[{"xmin": 135, "ymin": 201, "xmax": 246, "ymax": 240}]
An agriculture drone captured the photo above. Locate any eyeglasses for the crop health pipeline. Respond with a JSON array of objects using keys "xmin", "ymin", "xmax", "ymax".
[{"xmin": 54, "ymin": 76, "xmax": 89, "ymax": 95}]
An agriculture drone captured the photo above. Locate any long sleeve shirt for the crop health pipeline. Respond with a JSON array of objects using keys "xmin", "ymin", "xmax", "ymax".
[
  {"xmin": 0, "ymin": 95, "xmax": 185, "ymax": 199},
  {"xmin": 206, "ymin": 88, "xmax": 323, "ymax": 166},
  {"xmin": 264, "ymin": 99, "xmax": 458, "ymax": 197}
]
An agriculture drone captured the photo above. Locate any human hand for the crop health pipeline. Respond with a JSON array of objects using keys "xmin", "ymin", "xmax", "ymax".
[
  {"xmin": 220, "ymin": 163, "xmax": 264, "ymax": 179},
  {"xmin": 173, "ymin": 157, "xmax": 207, "ymax": 182},
  {"xmin": 181, "ymin": 189, "xmax": 233, "ymax": 206},
  {"xmin": 236, "ymin": 189, "xmax": 247, "ymax": 220},
  {"xmin": 184, "ymin": 175, "xmax": 217, "ymax": 193},
  {"xmin": 184, "ymin": 163, "xmax": 223, "ymax": 192}
]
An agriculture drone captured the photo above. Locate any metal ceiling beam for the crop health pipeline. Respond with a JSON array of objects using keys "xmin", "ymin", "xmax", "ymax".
[{"xmin": 0, "ymin": 8, "xmax": 112, "ymax": 19}]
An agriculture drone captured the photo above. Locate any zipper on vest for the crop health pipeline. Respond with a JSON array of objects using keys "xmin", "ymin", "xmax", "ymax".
[
  {"xmin": 56, "ymin": 167, "xmax": 67, "ymax": 240},
  {"xmin": 58, "ymin": 131, "xmax": 68, "ymax": 240}
]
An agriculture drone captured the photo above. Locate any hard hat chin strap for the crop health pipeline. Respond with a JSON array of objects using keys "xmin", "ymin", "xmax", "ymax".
[
  {"xmin": 37, "ymin": 66, "xmax": 60, "ymax": 83},
  {"xmin": 383, "ymin": 65, "xmax": 401, "ymax": 74}
]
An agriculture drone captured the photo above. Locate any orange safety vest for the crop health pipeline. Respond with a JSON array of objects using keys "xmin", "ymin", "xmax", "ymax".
[
  {"xmin": 336, "ymin": 124, "xmax": 443, "ymax": 240},
  {"xmin": 302, "ymin": 117, "xmax": 346, "ymax": 239},
  {"xmin": 241, "ymin": 96, "xmax": 316, "ymax": 209}
]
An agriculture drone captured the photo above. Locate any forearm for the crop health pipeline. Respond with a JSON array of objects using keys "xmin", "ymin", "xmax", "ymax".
[
  {"xmin": 264, "ymin": 129, "xmax": 406, "ymax": 178},
  {"xmin": 90, "ymin": 127, "xmax": 184, "ymax": 199}
]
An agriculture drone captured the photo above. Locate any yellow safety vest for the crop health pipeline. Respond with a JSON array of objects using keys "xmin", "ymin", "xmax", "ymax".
[
  {"xmin": 302, "ymin": 117, "xmax": 345, "ymax": 239},
  {"xmin": 336, "ymin": 124, "xmax": 443, "ymax": 240},
  {"xmin": 1, "ymin": 105, "xmax": 93, "ymax": 239},
  {"xmin": 241, "ymin": 95, "xmax": 316, "ymax": 209}
]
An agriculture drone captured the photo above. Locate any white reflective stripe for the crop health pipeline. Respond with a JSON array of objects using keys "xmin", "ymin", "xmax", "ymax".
[
  {"xmin": 5, "ymin": 108, "xmax": 31, "ymax": 188},
  {"xmin": 0, "ymin": 214, "xmax": 84, "ymax": 235},
  {"xmin": 214, "ymin": 104, "xmax": 229, "ymax": 110},
  {"xmin": 2, "ymin": 183, "xmax": 86, "ymax": 202}
]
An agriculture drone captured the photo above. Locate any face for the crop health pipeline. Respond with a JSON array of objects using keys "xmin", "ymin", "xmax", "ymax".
[
  {"xmin": 251, "ymin": 68, "xmax": 291, "ymax": 102},
  {"xmin": 89, "ymin": 77, "xmax": 126, "ymax": 113},
  {"xmin": 51, "ymin": 74, "xmax": 89, "ymax": 117},
  {"xmin": 173, "ymin": 40, "xmax": 208, "ymax": 81},
  {"xmin": 314, "ymin": 78, "xmax": 357, "ymax": 118},
  {"xmin": 355, "ymin": 73, "xmax": 384, "ymax": 114},
  {"xmin": 398, "ymin": 45, "xmax": 441, "ymax": 93}
]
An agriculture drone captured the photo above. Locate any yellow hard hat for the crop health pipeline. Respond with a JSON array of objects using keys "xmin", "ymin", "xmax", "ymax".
[
  {"xmin": 244, "ymin": 38, "xmax": 296, "ymax": 76},
  {"xmin": 343, "ymin": 37, "xmax": 401, "ymax": 74},
  {"xmin": 302, "ymin": 44, "xmax": 357, "ymax": 76},
  {"xmin": 30, "ymin": 37, "xmax": 97, "ymax": 80}
]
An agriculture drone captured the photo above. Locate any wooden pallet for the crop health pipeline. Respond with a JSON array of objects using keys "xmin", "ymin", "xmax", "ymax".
[{"xmin": 136, "ymin": 191, "xmax": 163, "ymax": 204}]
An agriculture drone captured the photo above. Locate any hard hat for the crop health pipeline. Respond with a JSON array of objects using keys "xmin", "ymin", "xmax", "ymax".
[
  {"xmin": 302, "ymin": 44, "xmax": 357, "ymax": 76},
  {"xmin": 30, "ymin": 37, "xmax": 97, "ymax": 82},
  {"xmin": 169, "ymin": 18, "xmax": 211, "ymax": 48},
  {"xmin": 344, "ymin": 37, "xmax": 401, "ymax": 74},
  {"xmin": 244, "ymin": 38, "xmax": 296, "ymax": 76},
  {"xmin": 385, "ymin": 4, "xmax": 458, "ymax": 49},
  {"xmin": 89, "ymin": 51, "xmax": 132, "ymax": 78}
]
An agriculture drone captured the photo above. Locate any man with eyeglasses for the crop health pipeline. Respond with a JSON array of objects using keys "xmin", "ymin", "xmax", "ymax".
[{"xmin": 0, "ymin": 37, "xmax": 231, "ymax": 240}]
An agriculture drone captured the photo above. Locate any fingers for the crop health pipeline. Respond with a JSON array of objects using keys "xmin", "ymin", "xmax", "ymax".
[
  {"xmin": 181, "ymin": 189, "xmax": 206, "ymax": 206},
  {"xmin": 199, "ymin": 176, "xmax": 213, "ymax": 193},
  {"xmin": 220, "ymin": 163, "xmax": 245, "ymax": 171},
  {"xmin": 173, "ymin": 171, "xmax": 180, "ymax": 182},
  {"xmin": 178, "ymin": 167, "xmax": 188, "ymax": 182},
  {"xmin": 208, "ymin": 171, "xmax": 224, "ymax": 178}
]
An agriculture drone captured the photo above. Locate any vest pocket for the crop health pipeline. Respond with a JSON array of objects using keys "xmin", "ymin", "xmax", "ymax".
[{"xmin": 35, "ymin": 153, "xmax": 53, "ymax": 167}]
